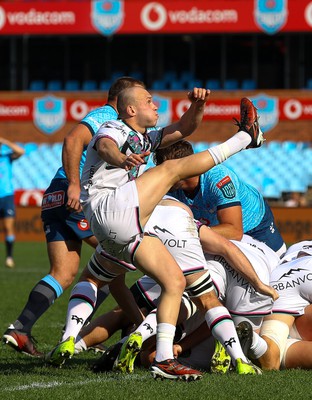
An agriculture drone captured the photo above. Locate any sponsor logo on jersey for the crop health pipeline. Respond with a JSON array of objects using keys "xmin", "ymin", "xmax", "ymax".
[
  {"xmin": 91, "ymin": 0, "xmax": 124, "ymax": 36},
  {"xmin": 153, "ymin": 225, "xmax": 174, "ymax": 236},
  {"xmin": 78, "ymin": 219, "xmax": 90, "ymax": 231},
  {"xmin": 272, "ymin": 268, "xmax": 312, "ymax": 290},
  {"xmin": 216, "ymin": 176, "xmax": 236, "ymax": 199},
  {"xmin": 250, "ymin": 93, "xmax": 279, "ymax": 132},
  {"xmin": 33, "ymin": 95, "xmax": 66, "ymax": 135},
  {"xmin": 254, "ymin": 0, "xmax": 288, "ymax": 35},
  {"xmin": 42, "ymin": 190, "xmax": 65, "ymax": 210}
]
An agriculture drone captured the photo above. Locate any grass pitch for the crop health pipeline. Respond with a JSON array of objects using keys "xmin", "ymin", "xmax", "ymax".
[{"xmin": 0, "ymin": 242, "xmax": 311, "ymax": 400}]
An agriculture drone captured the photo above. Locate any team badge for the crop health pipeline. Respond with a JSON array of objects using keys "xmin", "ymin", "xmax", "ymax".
[
  {"xmin": 33, "ymin": 95, "xmax": 66, "ymax": 135},
  {"xmin": 78, "ymin": 219, "xmax": 90, "ymax": 231},
  {"xmin": 91, "ymin": 0, "xmax": 124, "ymax": 36},
  {"xmin": 254, "ymin": 0, "xmax": 288, "ymax": 35},
  {"xmin": 153, "ymin": 94, "xmax": 172, "ymax": 126},
  {"xmin": 250, "ymin": 93, "xmax": 279, "ymax": 132},
  {"xmin": 216, "ymin": 176, "xmax": 236, "ymax": 199}
]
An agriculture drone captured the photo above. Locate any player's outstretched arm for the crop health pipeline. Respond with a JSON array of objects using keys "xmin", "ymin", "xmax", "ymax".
[
  {"xmin": 160, "ymin": 88, "xmax": 210, "ymax": 147},
  {"xmin": 199, "ymin": 225, "xmax": 278, "ymax": 300},
  {"xmin": 0, "ymin": 137, "xmax": 25, "ymax": 159},
  {"xmin": 63, "ymin": 124, "xmax": 92, "ymax": 212}
]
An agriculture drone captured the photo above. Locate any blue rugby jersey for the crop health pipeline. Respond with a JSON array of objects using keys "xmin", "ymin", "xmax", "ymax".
[
  {"xmin": 53, "ymin": 104, "xmax": 117, "ymax": 180},
  {"xmin": 0, "ymin": 144, "xmax": 14, "ymax": 197},
  {"xmin": 169, "ymin": 164, "xmax": 265, "ymax": 232}
]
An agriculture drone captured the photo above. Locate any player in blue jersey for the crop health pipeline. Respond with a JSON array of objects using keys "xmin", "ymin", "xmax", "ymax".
[
  {"xmin": 2, "ymin": 77, "xmax": 145, "ymax": 357},
  {"xmin": 0, "ymin": 137, "xmax": 25, "ymax": 268},
  {"xmin": 154, "ymin": 140, "xmax": 286, "ymax": 258}
]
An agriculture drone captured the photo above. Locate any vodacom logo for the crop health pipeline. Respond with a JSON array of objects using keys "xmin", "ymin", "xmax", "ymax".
[
  {"xmin": 141, "ymin": 2, "xmax": 167, "ymax": 31},
  {"xmin": 0, "ymin": 7, "xmax": 6, "ymax": 30},
  {"xmin": 305, "ymin": 2, "xmax": 312, "ymax": 27},
  {"xmin": 283, "ymin": 99, "xmax": 303, "ymax": 120}
]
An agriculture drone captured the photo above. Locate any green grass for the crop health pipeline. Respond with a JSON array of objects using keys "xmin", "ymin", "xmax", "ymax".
[{"xmin": 0, "ymin": 242, "xmax": 311, "ymax": 400}]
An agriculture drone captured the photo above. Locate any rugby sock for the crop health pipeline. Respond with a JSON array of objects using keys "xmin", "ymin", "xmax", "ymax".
[
  {"xmin": 74, "ymin": 336, "xmax": 88, "ymax": 353},
  {"xmin": 205, "ymin": 306, "xmax": 248, "ymax": 365},
  {"xmin": 155, "ymin": 322, "xmax": 175, "ymax": 362},
  {"xmin": 5, "ymin": 235, "xmax": 15, "ymax": 258},
  {"xmin": 208, "ymin": 131, "xmax": 252, "ymax": 165},
  {"xmin": 134, "ymin": 310, "xmax": 157, "ymax": 342},
  {"xmin": 62, "ymin": 282, "xmax": 97, "ymax": 341},
  {"xmin": 13, "ymin": 275, "xmax": 63, "ymax": 334},
  {"xmin": 85, "ymin": 285, "xmax": 110, "ymax": 325},
  {"xmin": 249, "ymin": 331, "xmax": 268, "ymax": 359}
]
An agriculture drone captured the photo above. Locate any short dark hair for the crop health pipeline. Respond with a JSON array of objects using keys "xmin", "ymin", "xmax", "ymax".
[
  {"xmin": 108, "ymin": 76, "xmax": 145, "ymax": 102},
  {"xmin": 153, "ymin": 140, "xmax": 194, "ymax": 165}
]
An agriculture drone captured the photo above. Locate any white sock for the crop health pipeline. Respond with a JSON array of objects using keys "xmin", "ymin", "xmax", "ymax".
[
  {"xmin": 62, "ymin": 282, "xmax": 97, "ymax": 341},
  {"xmin": 155, "ymin": 323, "xmax": 175, "ymax": 362},
  {"xmin": 74, "ymin": 336, "xmax": 87, "ymax": 354},
  {"xmin": 208, "ymin": 131, "xmax": 252, "ymax": 164},
  {"xmin": 249, "ymin": 331, "xmax": 268, "ymax": 359},
  {"xmin": 205, "ymin": 306, "xmax": 247, "ymax": 365},
  {"xmin": 134, "ymin": 311, "xmax": 157, "ymax": 342}
]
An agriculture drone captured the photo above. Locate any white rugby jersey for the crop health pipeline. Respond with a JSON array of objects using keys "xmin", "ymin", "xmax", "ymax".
[{"xmin": 80, "ymin": 119, "xmax": 162, "ymax": 221}]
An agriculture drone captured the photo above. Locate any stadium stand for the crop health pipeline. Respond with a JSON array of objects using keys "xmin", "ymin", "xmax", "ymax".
[
  {"xmin": 12, "ymin": 141, "xmax": 311, "ymax": 204},
  {"xmin": 81, "ymin": 80, "xmax": 98, "ymax": 91},
  {"xmin": 64, "ymin": 80, "xmax": 80, "ymax": 91},
  {"xmin": 29, "ymin": 80, "xmax": 45, "ymax": 91},
  {"xmin": 46, "ymin": 80, "xmax": 63, "ymax": 91}
]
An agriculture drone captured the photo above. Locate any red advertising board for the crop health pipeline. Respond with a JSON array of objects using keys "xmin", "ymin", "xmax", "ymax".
[
  {"xmin": 1, "ymin": 92, "xmax": 312, "ymax": 136},
  {"xmin": 0, "ymin": 1, "xmax": 311, "ymax": 35}
]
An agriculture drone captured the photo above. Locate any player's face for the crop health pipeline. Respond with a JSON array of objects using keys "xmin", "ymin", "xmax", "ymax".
[{"xmin": 135, "ymin": 90, "xmax": 159, "ymax": 129}]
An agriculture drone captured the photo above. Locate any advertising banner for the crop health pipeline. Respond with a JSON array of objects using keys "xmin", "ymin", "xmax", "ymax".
[
  {"xmin": 5, "ymin": 204, "xmax": 311, "ymax": 242},
  {"xmin": 0, "ymin": 1, "xmax": 311, "ymax": 35},
  {"xmin": 1, "ymin": 93, "xmax": 312, "ymax": 135}
]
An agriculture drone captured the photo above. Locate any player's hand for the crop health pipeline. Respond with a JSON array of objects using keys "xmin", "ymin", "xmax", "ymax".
[
  {"xmin": 256, "ymin": 283, "xmax": 279, "ymax": 301},
  {"xmin": 122, "ymin": 151, "xmax": 151, "ymax": 171},
  {"xmin": 66, "ymin": 183, "xmax": 83, "ymax": 213},
  {"xmin": 173, "ymin": 344, "xmax": 183, "ymax": 358},
  {"xmin": 187, "ymin": 88, "xmax": 210, "ymax": 104}
]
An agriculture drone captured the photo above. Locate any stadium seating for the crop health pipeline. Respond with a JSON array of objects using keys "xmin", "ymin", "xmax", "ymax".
[
  {"xmin": 64, "ymin": 80, "xmax": 80, "ymax": 91},
  {"xmin": 81, "ymin": 80, "xmax": 98, "ymax": 91},
  {"xmin": 151, "ymin": 80, "xmax": 167, "ymax": 90},
  {"xmin": 224, "ymin": 79, "xmax": 239, "ymax": 90},
  {"xmin": 206, "ymin": 79, "xmax": 221, "ymax": 90},
  {"xmin": 29, "ymin": 80, "xmax": 45, "ymax": 91},
  {"xmin": 99, "ymin": 80, "xmax": 111, "ymax": 91},
  {"xmin": 241, "ymin": 79, "xmax": 256, "ymax": 90},
  {"xmin": 46, "ymin": 80, "xmax": 62, "ymax": 91},
  {"xmin": 168, "ymin": 80, "xmax": 184, "ymax": 90},
  {"xmin": 12, "ymin": 141, "xmax": 311, "ymax": 201}
]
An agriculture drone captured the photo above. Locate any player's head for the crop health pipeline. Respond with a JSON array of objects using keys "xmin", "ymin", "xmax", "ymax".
[
  {"xmin": 281, "ymin": 240, "xmax": 312, "ymax": 262},
  {"xmin": 153, "ymin": 140, "xmax": 194, "ymax": 165},
  {"xmin": 117, "ymin": 86, "xmax": 158, "ymax": 131},
  {"xmin": 107, "ymin": 76, "xmax": 145, "ymax": 103}
]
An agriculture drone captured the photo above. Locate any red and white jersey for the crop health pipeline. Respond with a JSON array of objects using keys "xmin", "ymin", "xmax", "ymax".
[
  {"xmin": 270, "ymin": 255, "xmax": 312, "ymax": 316},
  {"xmin": 80, "ymin": 119, "xmax": 162, "ymax": 221}
]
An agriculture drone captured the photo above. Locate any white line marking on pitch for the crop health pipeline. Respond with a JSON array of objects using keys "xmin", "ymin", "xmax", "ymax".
[{"xmin": 4, "ymin": 375, "xmax": 148, "ymax": 392}]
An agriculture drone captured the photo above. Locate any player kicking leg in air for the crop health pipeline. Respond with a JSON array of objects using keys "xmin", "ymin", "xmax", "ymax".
[{"xmin": 46, "ymin": 89, "xmax": 265, "ymax": 381}]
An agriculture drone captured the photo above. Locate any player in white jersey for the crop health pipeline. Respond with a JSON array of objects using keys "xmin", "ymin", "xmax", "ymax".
[
  {"xmin": 2, "ymin": 77, "xmax": 145, "ymax": 357},
  {"xmin": 110, "ymin": 236, "xmax": 278, "ymax": 374},
  {"xmin": 47, "ymin": 90, "xmax": 270, "ymax": 380},
  {"xmin": 207, "ymin": 236, "xmax": 280, "ymax": 330},
  {"xmin": 237, "ymin": 241, "xmax": 312, "ymax": 370},
  {"xmin": 71, "ymin": 199, "xmax": 276, "ymax": 376}
]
